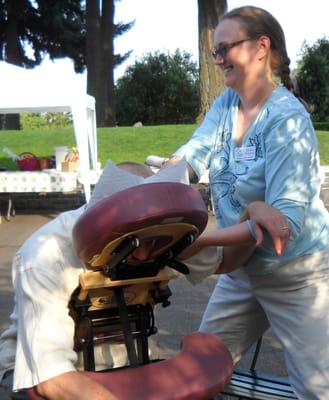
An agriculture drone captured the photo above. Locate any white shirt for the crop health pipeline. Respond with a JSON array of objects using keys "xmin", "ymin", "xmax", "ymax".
[{"xmin": 0, "ymin": 207, "xmax": 90, "ymax": 390}]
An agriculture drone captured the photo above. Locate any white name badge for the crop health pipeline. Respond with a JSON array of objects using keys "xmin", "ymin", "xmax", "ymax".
[{"xmin": 234, "ymin": 146, "xmax": 256, "ymax": 161}]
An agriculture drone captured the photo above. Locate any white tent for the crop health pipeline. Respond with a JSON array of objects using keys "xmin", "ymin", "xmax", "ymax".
[{"xmin": 0, "ymin": 61, "xmax": 97, "ymax": 201}]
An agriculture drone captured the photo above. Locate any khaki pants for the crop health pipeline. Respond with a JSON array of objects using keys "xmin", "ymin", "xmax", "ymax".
[
  {"xmin": 199, "ymin": 247, "xmax": 329, "ymax": 400},
  {"xmin": 1, "ymin": 371, "xmax": 29, "ymax": 399}
]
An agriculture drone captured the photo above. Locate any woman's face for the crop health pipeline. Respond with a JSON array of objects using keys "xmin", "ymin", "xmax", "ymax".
[{"xmin": 213, "ymin": 19, "xmax": 261, "ymax": 91}]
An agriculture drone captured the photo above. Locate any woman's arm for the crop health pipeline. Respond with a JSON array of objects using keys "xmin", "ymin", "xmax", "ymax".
[
  {"xmin": 263, "ymin": 111, "xmax": 317, "ymax": 240},
  {"xmin": 179, "ymin": 202, "xmax": 290, "ymax": 260},
  {"xmin": 165, "ymin": 95, "xmax": 229, "ymax": 182},
  {"xmin": 217, "ymin": 245, "xmax": 255, "ymax": 274},
  {"xmin": 179, "ymin": 221, "xmax": 257, "ymax": 260}
]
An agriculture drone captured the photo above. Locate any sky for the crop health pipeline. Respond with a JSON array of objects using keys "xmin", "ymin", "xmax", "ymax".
[
  {"xmin": 113, "ymin": 0, "xmax": 328, "ymax": 80},
  {"xmin": 6, "ymin": 0, "xmax": 329, "ymax": 90}
]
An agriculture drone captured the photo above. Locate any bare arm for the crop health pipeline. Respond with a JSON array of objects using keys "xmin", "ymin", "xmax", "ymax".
[
  {"xmin": 37, "ymin": 371, "xmax": 118, "ymax": 400},
  {"xmin": 179, "ymin": 221, "xmax": 256, "ymax": 260},
  {"xmin": 179, "ymin": 201, "xmax": 291, "ymax": 277},
  {"xmin": 217, "ymin": 245, "xmax": 255, "ymax": 274}
]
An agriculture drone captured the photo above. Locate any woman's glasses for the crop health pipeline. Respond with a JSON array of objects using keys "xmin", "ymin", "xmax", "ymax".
[{"xmin": 212, "ymin": 38, "xmax": 253, "ymax": 60}]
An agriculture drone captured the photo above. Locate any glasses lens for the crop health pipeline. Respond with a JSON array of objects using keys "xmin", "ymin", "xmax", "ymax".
[{"xmin": 212, "ymin": 44, "xmax": 229, "ymax": 59}]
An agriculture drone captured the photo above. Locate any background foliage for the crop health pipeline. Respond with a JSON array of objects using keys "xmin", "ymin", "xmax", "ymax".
[
  {"xmin": 295, "ymin": 37, "xmax": 329, "ymax": 121},
  {"xmin": 115, "ymin": 50, "xmax": 200, "ymax": 126},
  {"xmin": 20, "ymin": 113, "xmax": 72, "ymax": 130}
]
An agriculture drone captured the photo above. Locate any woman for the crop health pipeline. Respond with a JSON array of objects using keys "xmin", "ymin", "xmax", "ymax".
[{"xmin": 172, "ymin": 6, "xmax": 329, "ymax": 399}]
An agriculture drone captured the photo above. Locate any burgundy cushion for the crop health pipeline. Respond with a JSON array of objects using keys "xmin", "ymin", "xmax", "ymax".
[
  {"xmin": 73, "ymin": 182, "xmax": 208, "ymax": 266},
  {"xmin": 27, "ymin": 332, "xmax": 233, "ymax": 400}
]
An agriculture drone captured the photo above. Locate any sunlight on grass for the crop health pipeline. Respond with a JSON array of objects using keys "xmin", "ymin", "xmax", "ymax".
[
  {"xmin": 0, "ymin": 125, "xmax": 196, "ymax": 169},
  {"xmin": 0, "ymin": 125, "xmax": 327, "ymax": 170},
  {"xmin": 317, "ymin": 131, "xmax": 329, "ymax": 164}
]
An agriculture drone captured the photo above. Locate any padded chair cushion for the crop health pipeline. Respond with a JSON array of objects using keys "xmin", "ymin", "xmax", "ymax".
[
  {"xmin": 27, "ymin": 332, "xmax": 233, "ymax": 400},
  {"xmin": 73, "ymin": 182, "xmax": 208, "ymax": 268}
]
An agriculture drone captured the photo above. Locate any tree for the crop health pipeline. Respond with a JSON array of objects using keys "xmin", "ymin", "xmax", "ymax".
[
  {"xmin": 0, "ymin": 0, "xmax": 85, "ymax": 129},
  {"xmin": 0, "ymin": 0, "xmax": 132, "ymax": 129},
  {"xmin": 295, "ymin": 37, "xmax": 329, "ymax": 121},
  {"xmin": 0, "ymin": 1, "xmax": 85, "ymax": 70},
  {"xmin": 197, "ymin": 0, "xmax": 227, "ymax": 122},
  {"xmin": 115, "ymin": 50, "xmax": 199, "ymax": 126},
  {"xmin": 86, "ymin": 0, "xmax": 133, "ymax": 127}
]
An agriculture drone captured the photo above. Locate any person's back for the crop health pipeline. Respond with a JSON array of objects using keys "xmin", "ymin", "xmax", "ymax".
[{"xmin": 0, "ymin": 206, "xmax": 85, "ymax": 392}]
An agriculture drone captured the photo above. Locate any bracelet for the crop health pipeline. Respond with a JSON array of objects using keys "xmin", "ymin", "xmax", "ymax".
[{"xmin": 245, "ymin": 219, "xmax": 257, "ymax": 240}]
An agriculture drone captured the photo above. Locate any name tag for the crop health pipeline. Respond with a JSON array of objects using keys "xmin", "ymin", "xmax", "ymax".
[{"xmin": 234, "ymin": 146, "xmax": 256, "ymax": 161}]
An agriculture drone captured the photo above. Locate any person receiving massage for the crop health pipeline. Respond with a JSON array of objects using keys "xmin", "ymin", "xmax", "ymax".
[
  {"xmin": 0, "ymin": 160, "xmax": 289, "ymax": 400},
  {"xmin": 169, "ymin": 6, "xmax": 329, "ymax": 399}
]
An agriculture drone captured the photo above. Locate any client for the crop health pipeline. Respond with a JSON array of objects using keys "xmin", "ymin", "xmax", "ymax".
[{"xmin": 0, "ymin": 160, "xmax": 288, "ymax": 400}]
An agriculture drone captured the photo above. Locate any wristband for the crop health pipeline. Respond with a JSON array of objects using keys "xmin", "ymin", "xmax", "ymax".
[{"xmin": 245, "ymin": 219, "xmax": 257, "ymax": 240}]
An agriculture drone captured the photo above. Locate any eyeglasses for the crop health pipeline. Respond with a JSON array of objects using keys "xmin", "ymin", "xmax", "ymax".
[{"xmin": 211, "ymin": 38, "xmax": 253, "ymax": 60}]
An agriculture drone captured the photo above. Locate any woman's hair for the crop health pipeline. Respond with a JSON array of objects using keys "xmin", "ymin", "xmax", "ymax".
[
  {"xmin": 219, "ymin": 6, "xmax": 294, "ymax": 91},
  {"xmin": 219, "ymin": 6, "xmax": 310, "ymax": 111}
]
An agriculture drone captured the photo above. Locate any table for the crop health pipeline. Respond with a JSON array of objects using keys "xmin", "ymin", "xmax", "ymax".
[{"xmin": 0, "ymin": 170, "xmax": 80, "ymax": 222}]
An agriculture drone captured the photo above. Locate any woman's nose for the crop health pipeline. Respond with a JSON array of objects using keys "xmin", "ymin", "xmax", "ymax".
[{"xmin": 214, "ymin": 55, "xmax": 225, "ymax": 65}]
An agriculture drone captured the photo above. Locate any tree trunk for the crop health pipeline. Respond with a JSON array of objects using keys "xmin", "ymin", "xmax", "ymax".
[
  {"xmin": 86, "ymin": 0, "xmax": 116, "ymax": 127},
  {"xmin": 100, "ymin": 0, "xmax": 116, "ymax": 127},
  {"xmin": 86, "ymin": 0, "xmax": 100, "ymax": 99},
  {"xmin": 197, "ymin": 0, "xmax": 227, "ymax": 123},
  {"xmin": 2, "ymin": 7, "xmax": 21, "ymax": 130}
]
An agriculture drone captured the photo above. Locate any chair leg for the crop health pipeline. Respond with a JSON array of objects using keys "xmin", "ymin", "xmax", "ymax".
[{"xmin": 250, "ymin": 336, "xmax": 263, "ymax": 371}]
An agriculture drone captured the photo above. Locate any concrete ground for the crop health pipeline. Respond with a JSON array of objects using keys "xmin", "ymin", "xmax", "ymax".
[{"xmin": 0, "ymin": 212, "xmax": 287, "ymax": 399}]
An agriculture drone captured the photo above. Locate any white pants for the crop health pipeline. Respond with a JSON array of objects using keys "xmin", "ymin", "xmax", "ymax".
[{"xmin": 199, "ymin": 247, "xmax": 329, "ymax": 400}]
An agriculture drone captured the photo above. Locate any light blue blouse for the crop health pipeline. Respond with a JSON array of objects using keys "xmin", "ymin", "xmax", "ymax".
[{"xmin": 175, "ymin": 86, "xmax": 329, "ymax": 274}]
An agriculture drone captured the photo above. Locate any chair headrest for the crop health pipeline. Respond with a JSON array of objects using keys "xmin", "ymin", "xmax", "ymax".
[{"xmin": 73, "ymin": 182, "xmax": 208, "ymax": 268}]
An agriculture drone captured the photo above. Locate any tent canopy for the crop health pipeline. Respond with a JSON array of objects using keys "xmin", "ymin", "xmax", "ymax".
[{"xmin": 0, "ymin": 61, "xmax": 97, "ymax": 201}]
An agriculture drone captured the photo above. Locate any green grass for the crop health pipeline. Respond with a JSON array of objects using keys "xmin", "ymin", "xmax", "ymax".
[
  {"xmin": 316, "ymin": 130, "xmax": 329, "ymax": 164},
  {"xmin": 98, "ymin": 125, "xmax": 195, "ymax": 165},
  {"xmin": 0, "ymin": 125, "xmax": 328, "ymax": 170},
  {"xmin": 0, "ymin": 125, "xmax": 196, "ymax": 170}
]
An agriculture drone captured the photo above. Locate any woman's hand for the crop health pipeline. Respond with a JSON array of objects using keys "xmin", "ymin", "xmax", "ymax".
[{"xmin": 242, "ymin": 201, "xmax": 291, "ymax": 256}]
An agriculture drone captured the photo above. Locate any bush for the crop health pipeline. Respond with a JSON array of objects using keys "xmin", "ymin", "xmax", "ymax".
[
  {"xmin": 295, "ymin": 37, "xmax": 329, "ymax": 122},
  {"xmin": 21, "ymin": 112, "xmax": 72, "ymax": 130},
  {"xmin": 115, "ymin": 50, "xmax": 199, "ymax": 126},
  {"xmin": 313, "ymin": 122, "xmax": 329, "ymax": 131}
]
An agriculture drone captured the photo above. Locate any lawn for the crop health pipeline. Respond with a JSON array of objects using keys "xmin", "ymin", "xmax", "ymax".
[
  {"xmin": 0, "ymin": 124, "xmax": 328, "ymax": 170},
  {"xmin": 0, "ymin": 125, "xmax": 195, "ymax": 170}
]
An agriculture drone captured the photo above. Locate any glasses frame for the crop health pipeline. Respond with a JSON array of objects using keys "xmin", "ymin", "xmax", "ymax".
[{"xmin": 211, "ymin": 38, "xmax": 253, "ymax": 60}]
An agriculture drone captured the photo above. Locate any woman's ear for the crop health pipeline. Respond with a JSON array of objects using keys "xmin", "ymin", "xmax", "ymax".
[{"xmin": 257, "ymin": 35, "xmax": 271, "ymax": 60}]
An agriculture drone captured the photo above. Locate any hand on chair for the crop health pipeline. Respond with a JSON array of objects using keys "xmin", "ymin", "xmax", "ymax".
[{"xmin": 241, "ymin": 201, "xmax": 291, "ymax": 256}]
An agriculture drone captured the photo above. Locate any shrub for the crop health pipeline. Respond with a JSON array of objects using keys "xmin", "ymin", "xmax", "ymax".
[
  {"xmin": 313, "ymin": 122, "xmax": 329, "ymax": 131},
  {"xmin": 115, "ymin": 50, "xmax": 199, "ymax": 126},
  {"xmin": 21, "ymin": 112, "xmax": 72, "ymax": 130}
]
